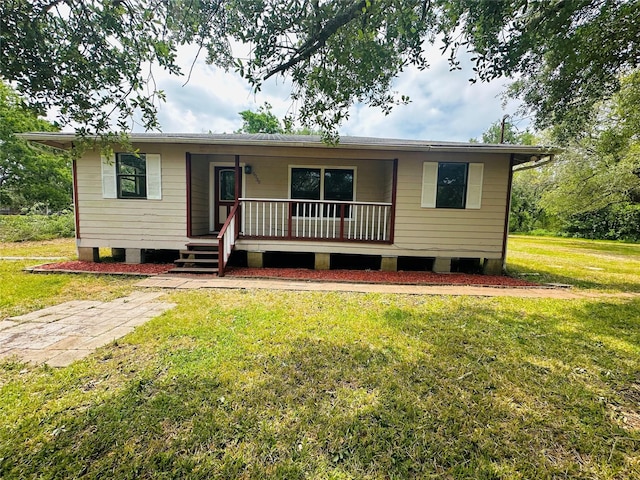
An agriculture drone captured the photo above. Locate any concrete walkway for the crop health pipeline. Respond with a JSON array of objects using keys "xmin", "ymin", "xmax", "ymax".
[
  {"xmin": 136, "ymin": 275, "xmax": 638, "ymax": 300},
  {"xmin": 0, "ymin": 292, "xmax": 175, "ymax": 367}
]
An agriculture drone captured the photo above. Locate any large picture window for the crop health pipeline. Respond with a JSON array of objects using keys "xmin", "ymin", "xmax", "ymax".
[
  {"xmin": 290, "ymin": 166, "xmax": 355, "ymax": 216},
  {"xmin": 116, "ymin": 153, "xmax": 147, "ymax": 199}
]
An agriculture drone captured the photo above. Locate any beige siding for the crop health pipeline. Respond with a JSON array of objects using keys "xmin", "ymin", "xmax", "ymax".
[
  {"xmin": 76, "ymin": 144, "xmax": 189, "ymax": 250},
  {"xmin": 391, "ymin": 152, "xmax": 509, "ymax": 258},
  {"xmin": 241, "ymin": 156, "xmax": 390, "ymax": 203},
  {"xmin": 76, "ymin": 142, "xmax": 510, "ymax": 258},
  {"xmin": 190, "ymin": 160, "xmax": 209, "ymax": 235}
]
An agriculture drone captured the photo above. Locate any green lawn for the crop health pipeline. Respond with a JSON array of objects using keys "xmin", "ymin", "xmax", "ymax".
[
  {"xmin": 1, "ymin": 237, "xmax": 639, "ymax": 478},
  {"xmin": 507, "ymin": 235, "xmax": 640, "ymax": 292},
  {"xmin": 0, "ymin": 239, "xmax": 135, "ymax": 318}
]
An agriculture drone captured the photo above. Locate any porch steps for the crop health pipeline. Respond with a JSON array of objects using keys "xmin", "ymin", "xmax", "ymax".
[{"xmin": 170, "ymin": 243, "xmax": 219, "ymax": 275}]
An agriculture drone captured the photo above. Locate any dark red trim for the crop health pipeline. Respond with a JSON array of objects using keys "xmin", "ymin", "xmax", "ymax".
[
  {"xmin": 234, "ymin": 155, "xmax": 240, "ymax": 199},
  {"xmin": 72, "ymin": 159, "xmax": 80, "ymax": 239},
  {"xmin": 239, "ymin": 235, "xmax": 391, "ymax": 245},
  {"xmin": 235, "ymin": 155, "xmax": 241, "ymax": 237},
  {"xmin": 501, "ymin": 154, "xmax": 515, "ymax": 264},
  {"xmin": 186, "ymin": 152, "xmax": 192, "ymax": 238},
  {"xmin": 389, "ymin": 158, "xmax": 398, "ymax": 244}
]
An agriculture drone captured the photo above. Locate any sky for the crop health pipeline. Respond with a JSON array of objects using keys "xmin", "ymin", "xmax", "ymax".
[{"xmin": 132, "ymin": 44, "xmax": 526, "ymax": 143}]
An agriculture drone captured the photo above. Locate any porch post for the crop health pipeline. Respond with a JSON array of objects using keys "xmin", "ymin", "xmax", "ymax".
[
  {"xmin": 186, "ymin": 152, "xmax": 192, "ymax": 237},
  {"xmin": 389, "ymin": 158, "xmax": 398, "ymax": 243},
  {"xmin": 234, "ymin": 155, "xmax": 240, "ymax": 201},
  {"xmin": 235, "ymin": 155, "xmax": 241, "ymax": 238}
]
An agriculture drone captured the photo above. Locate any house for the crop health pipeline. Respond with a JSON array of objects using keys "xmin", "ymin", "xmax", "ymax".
[{"xmin": 21, "ymin": 133, "xmax": 555, "ymax": 276}]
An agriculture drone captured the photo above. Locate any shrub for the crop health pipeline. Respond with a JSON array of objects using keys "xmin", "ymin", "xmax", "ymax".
[
  {"xmin": 0, "ymin": 211, "xmax": 75, "ymax": 242},
  {"xmin": 563, "ymin": 204, "xmax": 640, "ymax": 242}
]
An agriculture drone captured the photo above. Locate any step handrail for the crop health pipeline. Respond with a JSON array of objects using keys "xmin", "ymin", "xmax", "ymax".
[{"xmin": 216, "ymin": 201, "xmax": 240, "ymax": 276}]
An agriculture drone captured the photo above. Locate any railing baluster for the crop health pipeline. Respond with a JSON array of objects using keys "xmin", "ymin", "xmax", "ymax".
[
  {"xmin": 347, "ymin": 205, "xmax": 358, "ymax": 240},
  {"xmin": 365, "ymin": 205, "xmax": 370, "ymax": 240},
  {"xmin": 383, "ymin": 206, "xmax": 387, "ymax": 240},
  {"xmin": 237, "ymin": 199, "xmax": 392, "ymax": 242}
]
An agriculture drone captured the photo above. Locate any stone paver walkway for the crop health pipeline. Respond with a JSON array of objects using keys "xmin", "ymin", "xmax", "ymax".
[
  {"xmin": 136, "ymin": 275, "xmax": 639, "ymax": 300},
  {"xmin": 0, "ymin": 292, "xmax": 175, "ymax": 367}
]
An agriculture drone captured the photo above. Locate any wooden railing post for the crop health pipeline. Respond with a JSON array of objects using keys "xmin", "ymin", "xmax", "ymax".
[
  {"xmin": 339, "ymin": 204, "xmax": 345, "ymax": 241},
  {"xmin": 218, "ymin": 235, "xmax": 225, "ymax": 277}
]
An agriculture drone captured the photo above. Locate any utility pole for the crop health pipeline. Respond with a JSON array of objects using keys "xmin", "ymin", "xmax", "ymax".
[{"xmin": 500, "ymin": 114, "xmax": 509, "ymax": 144}]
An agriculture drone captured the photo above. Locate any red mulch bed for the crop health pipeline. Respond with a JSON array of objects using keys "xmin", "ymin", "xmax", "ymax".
[
  {"xmin": 35, "ymin": 261, "xmax": 173, "ymax": 275},
  {"xmin": 225, "ymin": 267, "xmax": 539, "ymax": 287},
  {"xmin": 32, "ymin": 262, "xmax": 539, "ymax": 287}
]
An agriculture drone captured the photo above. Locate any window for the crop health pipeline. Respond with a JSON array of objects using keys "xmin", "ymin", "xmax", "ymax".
[
  {"xmin": 421, "ymin": 162, "xmax": 483, "ymax": 209},
  {"xmin": 436, "ymin": 162, "xmax": 468, "ymax": 209},
  {"xmin": 116, "ymin": 153, "xmax": 147, "ymax": 199},
  {"xmin": 218, "ymin": 169, "xmax": 236, "ymax": 201},
  {"xmin": 290, "ymin": 166, "xmax": 355, "ymax": 216},
  {"xmin": 101, "ymin": 153, "xmax": 162, "ymax": 200}
]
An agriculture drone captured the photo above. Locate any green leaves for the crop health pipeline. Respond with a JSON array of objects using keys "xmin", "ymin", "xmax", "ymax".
[
  {"xmin": 1, "ymin": 1, "xmax": 638, "ymax": 144},
  {"xmin": 0, "ymin": 82, "xmax": 71, "ymax": 211},
  {"xmin": 236, "ymin": 103, "xmax": 284, "ymax": 134}
]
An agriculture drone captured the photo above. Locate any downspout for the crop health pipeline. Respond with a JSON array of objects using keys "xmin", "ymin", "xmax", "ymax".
[{"xmin": 501, "ymin": 154, "xmax": 515, "ymax": 270}]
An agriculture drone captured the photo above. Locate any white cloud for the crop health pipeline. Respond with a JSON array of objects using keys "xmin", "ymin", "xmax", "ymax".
[
  {"xmin": 54, "ymin": 41, "xmax": 528, "ymax": 142},
  {"xmin": 342, "ymin": 45, "xmax": 523, "ymax": 141}
]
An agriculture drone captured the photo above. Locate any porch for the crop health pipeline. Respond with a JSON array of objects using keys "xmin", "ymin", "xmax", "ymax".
[{"xmin": 186, "ymin": 153, "xmax": 398, "ymax": 275}]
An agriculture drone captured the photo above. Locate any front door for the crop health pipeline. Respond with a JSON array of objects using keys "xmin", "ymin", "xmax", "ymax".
[{"xmin": 214, "ymin": 166, "xmax": 239, "ymax": 231}]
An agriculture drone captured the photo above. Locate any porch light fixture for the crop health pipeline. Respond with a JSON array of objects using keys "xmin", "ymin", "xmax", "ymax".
[{"xmin": 244, "ymin": 165, "xmax": 252, "ymax": 174}]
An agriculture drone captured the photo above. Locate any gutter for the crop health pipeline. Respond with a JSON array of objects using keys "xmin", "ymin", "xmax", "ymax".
[{"xmin": 18, "ymin": 133, "xmax": 559, "ymax": 159}]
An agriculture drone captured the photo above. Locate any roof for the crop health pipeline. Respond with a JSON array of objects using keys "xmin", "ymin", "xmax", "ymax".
[{"xmin": 19, "ymin": 132, "xmax": 559, "ymax": 165}]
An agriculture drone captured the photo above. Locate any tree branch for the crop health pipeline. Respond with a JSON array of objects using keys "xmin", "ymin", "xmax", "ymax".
[
  {"xmin": 513, "ymin": 158, "xmax": 555, "ymax": 172},
  {"xmin": 263, "ymin": 0, "xmax": 366, "ymax": 80}
]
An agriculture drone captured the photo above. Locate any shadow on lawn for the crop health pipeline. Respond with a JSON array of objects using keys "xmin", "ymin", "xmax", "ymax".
[
  {"xmin": 3, "ymin": 298, "xmax": 640, "ymax": 479},
  {"xmin": 506, "ymin": 263, "xmax": 640, "ymax": 292}
]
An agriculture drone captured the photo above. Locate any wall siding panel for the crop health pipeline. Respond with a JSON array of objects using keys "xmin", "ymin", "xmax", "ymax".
[{"xmin": 76, "ymin": 142, "xmax": 511, "ymax": 258}]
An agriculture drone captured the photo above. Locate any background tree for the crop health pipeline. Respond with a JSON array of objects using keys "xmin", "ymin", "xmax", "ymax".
[
  {"xmin": 235, "ymin": 103, "xmax": 324, "ymax": 135},
  {"xmin": 0, "ymin": 82, "xmax": 71, "ymax": 212},
  {"xmin": 475, "ymin": 118, "xmax": 552, "ymax": 233},
  {"xmin": 538, "ymin": 70, "xmax": 640, "ymax": 240},
  {"xmin": 487, "ymin": 70, "xmax": 640, "ymax": 241},
  {"xmin": 1, "ymin": 1, "xmax": 638, "ymax": 140},
  {"xmin": 235, "ymin": 103, "xmax": 284, "ymax": 134},
  {"xmin": 471, "ymin": 118, "xmax": 535, "ymax": 145}
]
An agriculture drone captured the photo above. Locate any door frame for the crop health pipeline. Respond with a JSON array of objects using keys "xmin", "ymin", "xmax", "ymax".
[{"xmin": 209, "ymin": 162, "xmax": 245, "ymax": 232}]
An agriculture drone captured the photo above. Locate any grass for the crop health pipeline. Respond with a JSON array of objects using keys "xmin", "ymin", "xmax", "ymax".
[
  {"xmin": 507, "ymin": 235, "xmax": 640, "ymax": 292},
  {"xmin": 0, "ymin": 239, "xmax": 136, "ymax": 318},
  {"xmin": 0, "ymin": 237, "xmax": 639, "ymax": 478}
]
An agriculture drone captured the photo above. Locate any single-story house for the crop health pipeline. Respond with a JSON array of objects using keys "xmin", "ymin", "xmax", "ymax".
[{"xmin": 21, "ymin": 133, "xmax": 555, "ymax": 276}]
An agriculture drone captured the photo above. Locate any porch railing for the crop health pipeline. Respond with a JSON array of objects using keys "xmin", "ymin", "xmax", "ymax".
[
  {"xmin": 217, "ymin": 201, "xmax": 240, "ymax": 276},
  {"xmin": 239, "ymin": 198, "xmax": 393, "ymax": 242}
]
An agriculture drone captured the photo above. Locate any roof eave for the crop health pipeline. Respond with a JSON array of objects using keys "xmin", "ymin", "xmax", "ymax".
[{"xmin": 17, "ymin": 133, "xmax": 559, "ymax": 159}]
